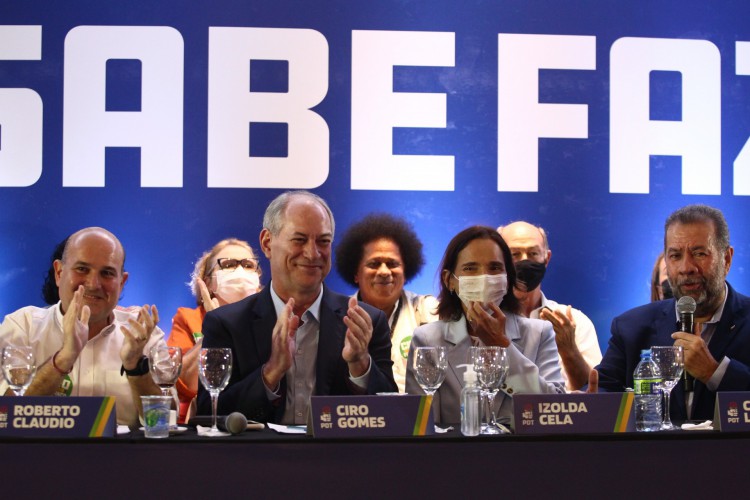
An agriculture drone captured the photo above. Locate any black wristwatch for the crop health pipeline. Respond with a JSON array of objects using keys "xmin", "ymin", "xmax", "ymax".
[{"xmin": 121, "ymin": 356, "xmax": 149, "ymax": 377}]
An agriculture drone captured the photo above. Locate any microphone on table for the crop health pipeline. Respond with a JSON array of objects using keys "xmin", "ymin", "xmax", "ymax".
[
  {"xmin": 189, "ymin": 412, "xmax": 248, "ymax": 435},
  {"xmin": 676, "ymin": 295, "xmax": 697, "ymax": 392}
]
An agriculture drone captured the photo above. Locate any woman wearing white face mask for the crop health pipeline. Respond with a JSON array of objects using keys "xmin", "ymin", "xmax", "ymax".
[
  {"xmin": 168, "ymin": 238, "xmax": 262, "ymax": 423},
  {"xmin": 405, "ymin": 226, "xmax": 564, "ymax": 426}
]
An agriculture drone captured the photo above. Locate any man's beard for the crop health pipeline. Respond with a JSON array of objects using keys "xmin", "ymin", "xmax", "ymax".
[{"xmin": 670, "ymin": 263, "xmax": 726, "ymax": 317}]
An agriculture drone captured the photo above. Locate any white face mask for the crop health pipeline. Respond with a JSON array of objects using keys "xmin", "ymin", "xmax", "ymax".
[
  {"xmin": 455, "ymin": 274, "xmax": 507, "ymax": 309},
  {"xmin": 213, "ymin": 268, "xmax": 260, "ymax": 304}
]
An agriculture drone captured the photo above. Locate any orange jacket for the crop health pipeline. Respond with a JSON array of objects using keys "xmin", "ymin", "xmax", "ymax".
[{"xmin": 167, "ymin": 305, "xmax": 206, "ymax": 423}]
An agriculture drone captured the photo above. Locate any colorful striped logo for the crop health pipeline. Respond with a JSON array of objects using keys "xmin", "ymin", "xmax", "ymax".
[
  {"xmin": 412, "ymin": 395, "xmax": 432, "ymax": 435},
  {"xmin": 613, "ymin": 392, "xmax": 634, "ymax": 432},
  {"xmin": 89, "ymin": 397, "xmax": 116, "ymax": 437}
]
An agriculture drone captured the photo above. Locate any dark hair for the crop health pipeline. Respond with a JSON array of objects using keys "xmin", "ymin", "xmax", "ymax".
[
  {"xmin": 335, "ymin": 213, "xmax": 425, "ymax": 286},
  {"xmin": 436, "ymin": 226, "xmax": 520, "ymax": 321},
  {"xmin": 664, "ymin": 204, "xmax": 730, "ymax": 252},
  {"xmin": 42, "ymin": 237, "xmax": 69, "ymax": 305}
]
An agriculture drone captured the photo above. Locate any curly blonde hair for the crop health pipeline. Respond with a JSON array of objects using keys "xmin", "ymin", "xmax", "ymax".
[{"xmin": 188, "ymin": 238, "xmax": 260, "ymax": 305}]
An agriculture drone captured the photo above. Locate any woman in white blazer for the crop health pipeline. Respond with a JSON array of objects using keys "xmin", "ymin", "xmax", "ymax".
[{"xmin": 405, "ymin": 226, "xmax": 564, "ymax": 425}]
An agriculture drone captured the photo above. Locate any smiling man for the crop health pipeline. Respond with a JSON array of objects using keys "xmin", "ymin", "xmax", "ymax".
[
  {"xmin": 596, "ymin": 204, "xmax": 750, "ymax": 422},
  {"xmin": 197, "ymin": 191, "xmax": 397, "ymax": 424},
  {"xmin": 0, "ymin": 227, "xmax": 165, "ymax": 425},
  {"xmin": 335, "ymin": 213, "xmax": 438, "ymax": 393}
]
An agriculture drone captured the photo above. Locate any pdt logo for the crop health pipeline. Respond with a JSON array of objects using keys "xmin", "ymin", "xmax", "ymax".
[
  {"xmin": 726, "ymin": 401, "xmax": 740, "ymax": 424},
  {"xmin": 319, "ymin": 405, "xmax": 333, "ymax": 429},
  {"xmin": 521, "ymin": 403, "xmax": 534, "ymax": 427}
]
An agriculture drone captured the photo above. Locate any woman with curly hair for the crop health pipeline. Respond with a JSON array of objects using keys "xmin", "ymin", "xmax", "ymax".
[{"xmin": 335, "ymin": 213, "xmax": 437, "ymax": 393}]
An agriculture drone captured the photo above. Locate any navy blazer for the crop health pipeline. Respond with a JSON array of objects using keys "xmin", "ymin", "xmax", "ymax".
[
  {"xmin": 196, "ymin": 285, "xmax": 397, "ymax": 423},
  {"xmin": 597, "ymin": 283, "xmax": 750, "ymax": 422}
]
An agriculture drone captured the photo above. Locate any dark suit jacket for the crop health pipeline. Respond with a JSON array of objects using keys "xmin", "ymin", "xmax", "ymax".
[
  {"xmin": 597, "ymin": 282, "xmax": 750, "ymax": 422},
  {"xmin": 196, "ymin": 285, "xmax": 397, "ymax": 423}
]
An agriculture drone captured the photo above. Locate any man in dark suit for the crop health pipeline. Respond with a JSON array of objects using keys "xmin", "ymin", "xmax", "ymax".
[
  {"xmin": 597, "ymin": 204, "xmax": 750, "ymax": 422},
  {"xmin": 197, "ymin": 191, "xmax": 396, "ymax": 424}
]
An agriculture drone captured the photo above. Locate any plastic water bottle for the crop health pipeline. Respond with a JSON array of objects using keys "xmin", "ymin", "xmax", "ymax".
[
  {"xmin": 460, "ymin": 365, "xmax": 481, "ymax": 436},
  {"xmin": 633, "ymin": 349, "xmax": 662, "ymax": 432}
]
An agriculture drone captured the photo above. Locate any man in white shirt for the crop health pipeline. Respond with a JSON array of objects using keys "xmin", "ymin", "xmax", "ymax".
[
  {"xmin": 0, "ymin": 227, "xmax": 165, "ymax": 425},
  {"xmin": 498, "ymin": 221, "xmax": 602, "ymax": 391}
]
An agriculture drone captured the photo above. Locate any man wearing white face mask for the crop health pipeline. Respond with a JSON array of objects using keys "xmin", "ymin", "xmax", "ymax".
[
  {"xmin": 405, "ymin": 226, "xmax": 565, "ymax": 426},
  {"xmin": 167, "ymin": 238, "xmax": 262, "ymax": 423}
]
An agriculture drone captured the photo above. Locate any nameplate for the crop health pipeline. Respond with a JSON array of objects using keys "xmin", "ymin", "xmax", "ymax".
[
  {"xmin": 713, "ymin": 392, "xmax": 750, "ymax": 431},
  {"xmin": 512, "ymin": 392, "xmax": 635, "ymax": 434},
  {"xmin": 308, "ymin": 395, "xmax": 434, "ymax": 437},
  {"xmin": 0, "ymin": 396, "xmax": 117, "ymax": 438}
]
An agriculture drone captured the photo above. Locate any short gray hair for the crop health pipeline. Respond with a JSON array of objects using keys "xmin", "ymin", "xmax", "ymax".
[
  {"xmin": 664, "ymin": 204, "xmax": 730, "ymax": 252},
  {"xmin": 263, "ymin": 190, "xmax": 335, "ymax": 237}
]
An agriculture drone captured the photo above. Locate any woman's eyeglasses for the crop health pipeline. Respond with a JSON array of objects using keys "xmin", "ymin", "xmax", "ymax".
[{"xmin": 216, "ymin": 258, "xmax": 259, "ymax": 271}]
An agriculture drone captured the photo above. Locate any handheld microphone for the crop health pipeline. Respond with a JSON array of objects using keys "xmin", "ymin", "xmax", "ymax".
[
  {"xmin": 676, "ymin": 296, "xmax": 697, "ymax": 392},
  {"xmin": 189, "ymin": 412, "xmax": 248, "ymax": 435}
]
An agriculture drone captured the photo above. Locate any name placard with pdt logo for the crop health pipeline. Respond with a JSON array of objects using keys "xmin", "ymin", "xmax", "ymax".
[
  {"xmin": 512, "ymin": 392, "xmax": 635, "ymax": 434},
  {"xmin": 308, "ymin": 395, "xmax": 434, "ymax": 437},
  {"xmin": 0, "ymin": 396, "xmax": 117, "ymax": 438},
  {"xmin": 713, "ymin": 392, "xmax": 750, "ymax": 431}
]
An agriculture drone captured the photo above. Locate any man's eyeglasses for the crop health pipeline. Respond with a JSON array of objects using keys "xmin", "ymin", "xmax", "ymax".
[{"xmin": 216, "ymin": 258, "xmax": 259, "ymax": 271}]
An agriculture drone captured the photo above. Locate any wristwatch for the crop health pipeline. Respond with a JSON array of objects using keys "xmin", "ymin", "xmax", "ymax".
[{"xmin": 120, "ymin": 356, "xmax": 149, "ymax": 377}]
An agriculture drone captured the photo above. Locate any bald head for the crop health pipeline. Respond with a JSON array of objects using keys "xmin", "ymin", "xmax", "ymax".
[
  {"xmin": 55, "ymin": 227, "xmax": 128, "ymax": 331},
  {"xmin": 62, "ymin": 227, "xmax": 126, "ymax": 271},
  {"xmin": 498, "ymin": 221, "xmax": 551, "ymax": 264}
]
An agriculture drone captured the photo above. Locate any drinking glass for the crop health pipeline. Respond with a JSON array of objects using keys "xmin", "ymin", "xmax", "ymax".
[
  {"xmin": 198, "ymin": 348, "xmax": 232, "ymax": 436},
  {"xmin": 472, "ymin": 346, "xmax": 509, "ymax": 435},
  {"xmin": 652, "ymin": 345, "xmax": 684, "ymax": 431},
  {"xmin": 149, "ymin": 345, "xmax": 183, "ymax": 397},
  {"xmin": 413, "ymin": 347, "xmax": 447, "ymax": 396},
  {"xmin": 2, "ymin": 345, "xmax": 36, "ymax": 396}
]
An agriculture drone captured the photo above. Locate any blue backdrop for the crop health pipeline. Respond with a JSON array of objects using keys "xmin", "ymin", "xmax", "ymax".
[{"xmin": 2, "ymin": 1, "xmax": 750, "ymax": 356}]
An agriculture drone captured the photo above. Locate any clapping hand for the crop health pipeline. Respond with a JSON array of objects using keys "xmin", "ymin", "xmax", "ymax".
[
  {"xmin": 198, "ymin": 278, "xmax": 220, "ymax": 312},
  {"xmin": 539, "ymin": 305, "xmax": 577, "ymax": 351},
  {"xmin": 61, "ymin": 285, "xmax": 91, "ymax": 356},
  {"xmin": 342, "ymin": 297, "xmax": 372, "ymax": 377},
  {"xmin": 262, "ymin": 298, "xmax": 299, "ymax": 389},
  {"xmin": 121, "ymin": 305, "xmax": 160, "ymax": 370}
]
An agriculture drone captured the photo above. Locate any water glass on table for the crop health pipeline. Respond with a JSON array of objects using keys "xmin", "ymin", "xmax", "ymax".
[
  {"xmin": 471, "ymin": 345, "xmax": 509, "ymax": 435},
  {"xmin": 149, "ymin": 345, "xmax": 182, "ymax": 426},
  {"xmin": 413, "ymin": 346, "xmax": 448, "ymax": 398},
  {"xmin": 149, "ymin": 345, "xmax": 183, "ymax": 397},
  {"xmin": 2, "ymin": 345, "xmax": 36, "ymax": 396},
  {"xmin": 141, "ymin": 395, "xmax": 172, "ymax": 438},
  {"xmin": 198, "ymin": 348, "xmax": 233, "ymax": 436},
  {"xmin": 651, "ymin": 345, "xmax": 684, "ymax": 431}
]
